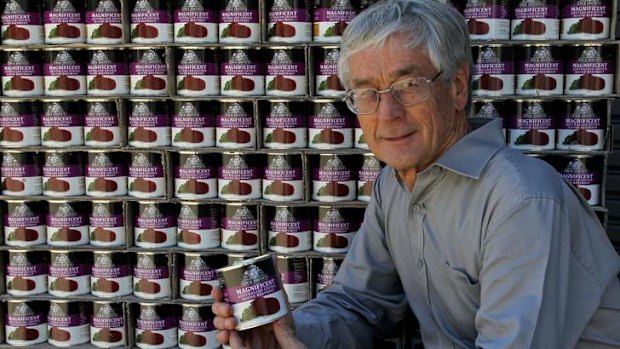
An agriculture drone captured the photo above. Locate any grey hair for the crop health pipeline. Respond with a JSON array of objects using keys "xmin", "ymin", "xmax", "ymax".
[{"xmin": 338, "ymin": 0, "xmax": 472, "ymax": 89}]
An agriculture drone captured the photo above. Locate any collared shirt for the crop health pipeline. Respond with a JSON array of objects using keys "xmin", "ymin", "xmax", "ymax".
[{"xmin": 294, "ymin": 117, "xmax": 620, "ymax": 349}]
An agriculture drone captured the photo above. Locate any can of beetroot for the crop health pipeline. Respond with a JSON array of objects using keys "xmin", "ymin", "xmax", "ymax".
[
  {"xmin": 48, "ymin": 301, "xmax": 91, "ymax": 347},
  {"xmin": 565, "ymin": 44, "xmax": 615, "ymax": 96},
  {"xmin": 313, "ymin": 0, "xmax": 359, "ymax": 43},
  {"xmin": 464, "ymin": 0, "xmax": 510, "ymax": 40},
  {"xmin": 49, "ymin": 250, "xmax": 92, "ymax": 296},
  {"xmin": 86, "ymin": 0, "xmax": 123, "ymax": 44},
  {"xmin": 262, "ymin": 101, "xmax": 307, "ymax": 149},
  {"xmin": 507, "ymin": 100, "xmax": 557, "ymax": 150},
  {"xmin": 128, "ymin": 152, "xmax": 166, "ymax": 199},
  {"xmin": 130, "ymin": 0, "xmax": 173, "ymax": 43},
  {"xmin": 47, "ymin": 200, "xmax": 90, "ymax": 246},
  {"xmin": 90, "ymin": 200, "xmax": 126, "ymax": 247},
  {"xmin": 174, "ymin": 0, "xmax": 217, "ymax": 43},
  {"xmin": 553, "ymin": 155, "xmax": 602, "ymax": 206},
  {"xmin": 267, "ymin": 206, "xmax": 312, "ymax": 253},
  {"xmin": 91, "ymin": 302, "xmax": 125, "ymax": 348},
  {"xmin": 135, "ymin": 303, "xmax": 178, "ymax": 348},
  {"xmin": 1, "ymin": 151, "xmax": 42, "ymax": 197},
  {"xmin": 129, "ymin": 99, "xmax": 171, "ymax": 147},
  {"xmin": 176, "ymin": 47, "xmax": 220, "ymax": 96},
  {"xmin": 263, "ymin": 153, "xmax": 304, "ymax": 201},
  {"xmin": 353, "ymin": 117, "xmax": 367, "ymax": 149},
  {"xmin": 314, "ymin": 47, "xmax": 344, "ymax": 96},
  {"xmin": 133, "ymin": 252, "xmax": 172, "ymax": 299},
  {"xmin": 0, "ymin": 101, "xmax": 40, "ymax": 148},
  {"xmin": 311, "ymin": 154, "xmax": 358, "ymax": 201},
  {"xmin": 516, "ymin": 45, "xmax": 564, "ymax": 96},
  {"xmin": 91, "ymin": 251, "xmax": 133, "ymax": 298},
  {"xmin": 313, "ymin": 206, "xmax": 361, "ymax": 253},
  {"xmin": 217, "ymin": 100, "xmax": 255, "ymax": 149},
  {"xmin": 85, "ymin": 99, "xmax": 121, "ymax": 147},
  {"xmin": 309, "ymin": 101, "xmax": 353, "ymax": 149},
  {"xmin": 43, "ymin": 151, "xmax": 85, "ymax": 197},
  {"xmin": 179, "ymin": 253, "xmax": 226, "ymax": 301},
  {"xmin": 314, "ymin": 256, "xmax": 342, "ymax": 294},
  {"xmin": 6, "ymin": 249, "xmax": 48, "ymax": 296},
  {"xmin": 1, "ymin": 0, "xmax": 44, "ymax": 45},
  {"xmin": 1, "ymin": 50, "xmax": 44, "ymax": 97},
  {"xmin": 172, "ymin": 100, "xmax": 216, "ymax": 148},
  {"xmin": 44, "ymin": 49, "xmax": 87, "ymax": 96},
  {"xmin": 472, "ymin": 45, "xmax": 514, "ymax": 96},
  {"xmin": 175, "ymin": 152, "xmax": 218, "ymax": 199},
  {"xmin": 221, "ymin": 203, "xmax": 259, "ymax": 251},
  {"xmin": 358, "ymin": 153, "xmax": 382, "ymax": 202},
  {"xmin": 219, "ymin": 153, "xmax": 262, "ymax": 200},
  {"xmin": 276, "ymin": 255, "xmax": 309, "ymax": 303},
  {"xmin": 221, "ymin": 48, "xmax": 264, "ymax": 96},
  {"xmin": 134, "ymin": 202, "xmax": 178, "ymax": 248},
  {"xmin": 86, "ymin": 151, "xmax": 128, "ymax": 197},
  {"xmin": 41, "ymin": 100, "xmax": 84, "ymax": 147},
  {"xmin": 511, "ymin": 0, "xmax": 560, "ymax": 40},
  {"xmin": 556, "ymin": 100, "xmax": 606, "ymax": 151},
  {"xmin": 219, "ymin": 0, "xmax": 260, "ymax": 43},
  {"xmin": 267, "ymin": 0, "xmax": 312, "ymax": 43},
  {"xmin": 6, "ymin": 300, "xmax": 48, "ymax": 346},
  {"xmin": 87, "ymin": 48, "xmax": 129, "ymax": 96},
  {"xmin": 178, "ymin": 304, "xmax": 218, "ymax": 349},
  {"xmin": 177, "ymin": 202, "xmax": 221, "ymax": 250},
  {"xmin": 266, "ymin": 47, "xmax": 306, "ymax": 96},
  {"xmin": 44, "ymin": 0, "xmax": 86, "ymax": 44},
  {"xmin": 130, "ymin": 48, "xmax": 168, "ymax": 96},
  {"xmin": 3, "ymin": 200, "xmax": 46, "ymax": 246},
  {"xmin": 561, "ymin": 0, "xmax": 611, "ymax": 40},
  {"xmin": 473, "ymin": 99, "xmax": 507, "ymax": 139}
]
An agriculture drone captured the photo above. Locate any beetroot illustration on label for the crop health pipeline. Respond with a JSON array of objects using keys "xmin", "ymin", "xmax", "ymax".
[
  {"xmin": 173, "ymin": 101, "xmax": 216, "ymax": 148},
  {"xmin": 85, "ymin": 101, "xmax": 121, "ymax": 146},
  {"xmin": 87, "ymin": 49, "xmax": 129, "ymax": 96},
  {"xmin": 91, "ymin": 252, "xmax": 133, "ymax": 298},
  {"xmin": 90, "ymin": 201, "xmax": 126, "ymax": 247},
  {"xmin": 268, "ymin": 206, "xmax": 312, "ymax": 253},
  {"xmin": 358, "ymin": 154, "xmax": 382, "ymax": 202},
  {"xmin": 516, "ymin": 46, "xmax": 564, "ymax": 96},
  {"xmin": 221, "ymin": 49, "xmax": 264, "ymax": 96},
  {"xmin": 4, "ymin": 201, "xmax": 46, "ymax": 246},
  {"xmin": 266, "ymin": 49, "xmax": 306, "ymax": 96},
  {"xmin": 86, "ymin": 0, "xmax": 123, "ymax": 44},
  {"xmin": 175, "ymin": 0, "xmax": 217, "ymax": 43},
  {"xmin": 219, "ymin": 0, "xmax": 260, "ymax": 43},
  {"xmin": 309, "ymin": 102, "xmax": 353, "ymax": 149},
  {"xmin": 313, "ymin": 207, "xmax": 358, "ymax": 253},
  {"xmin": 131, "ymin": 0, "xmax": 173, "ymax": 43},
  {"xmin": 47, "ymin": 302, "xmax": 91, "ymax": 346},
  {"xmin": 86, "ymin": 152, "xmax": 128, "ymax": 197},
  {"xmin": 91, "ymin": 302, "xmax": 125, "ymax": 348},
  {"xmin": 472, "ymin": 46, "xmax": 515, "ymax": 96},
  {"xmin": 129, "ymin": 152, "xmax": 166, "ymax": 198},
  {"xmin": 354, "ymin": 117, "xmax": 367, "ymax": 149},
  {"xmin": 43, "ymin": 152, "xmax": 86, "ymax": 197},
  {"xmin": 263, "ymin": 101, "xmax": 307, "ymax": 149},
  {"xmin": 315, "ymin": 48, "xmax": 344, "ymax": 96},
  {"xmin": 47, "ymin": 202, "xmax": 89, "ymax": 246},
  {"xmin": 133, "ymin": 253, "xmax": 172, "ymax": 299},
  {"xmin": 130, "ymin": 49, "xmax": 168, "ymax": 96},
  {"xmin": 176, "ymin": 48, "xmax": 220, "ymax": 96},
  {"xmin": 1, "ymin": 0, "xmax": 44, "ymax": 45},
  {"xmin": 216, "ymin": 102, "xmax": 255, "ymax": 148},
  {"xmin": 1, "ymin": 51, "xmax": 44, "ymax": 97},
  {"xmin": 129, "ymin": 100, "xmax": 171, "ymax": 147},
  {"xmin": 6, "ymin": 301, "xmax": 48, "ymax": 346},
  {"xmin": 177, "ymin": 203, "xmax": 221, "ymax": 250},
  {"xmin": 508, "ymin": 101, "xmax": 556, "ymax": 150},
  {"xmin": 561, "ymin": 0, "xmax": 610, "ymax": 40},
  {"xmin": 219, "ymin": 154, "xmax": 261, "ymax": 200},
  {"xmin": 7, "ymin": 250, "xmax": 48, "ymax": 295},
  {"xmin": 44, "ymin": 50, "xmax": 87, "ymax": 96},
  {"xmin": 175, "ymin": 153, "xmax": 217, "ymax": 199},
  {"xmin": 511, "ymin": 0, "xmax": 560, "ymax": 40},
  {"xmin": 42, "ymin": 102, "xmax": 84, "ymax": 147},
  {"xmin": 221, "ymin": 205, "xmax": 259, "ymax": 250},
  {"xmin": 557, "ymin": 101, "xmax": 605, "ymax": 151},
  {"xmin": 1, "ymin": 152, "xmax": 43, "ymax": 196},
  {"xmin": 0, "ymin": 101, "xmax": 41, "ymax": 148},
  {"xmin": 312, "ymin": 155, "xmax": 357, "ymax": 201},
  {"xmin": 315, "ymin": 257, "xmax": 341, "ymax": 293},
  {"xmin": 313, "ymin": 0, "xmax": 357, "ymax": 43},
  {"xmin": 276, "ymin": 256, "xmax": 309, "ymax": 303},
  {"xmin": 135, "ymin": 304, "xmax": 178, "ymax": 348},
  {"xmin": 135, "ymin": 203, "xmax": 177, "ymax": 248},
  {"xmin": 268, "ymin": 0, "xmax": 312, "ymax": 43},
  {"xmin": 559, "ymin": 157, "xmax": 601, "ymax": 205},
  {"xmin": 44, "ymin": 0, "xmax": 86, "ymax": 44},
  {"xmin": 263, "ymin": 154, "xmax": 304, "ymax": 201},
  {"xmin": 178, "ymin": 305, "xmax": 218, "ymax": 349},
  {"xmin": 464, "ymin": 0, "xmax": 510, "ymax": 40},
  {"xmin": 180, "ymin": 254, "xmax": 223, "ymax": 301},
  {"xmin": 48, "ymin": 252, "xmax": 92, "ymax": 295},
  {"xmin": 565, "ymin": 46, "xmax": 615, "ymax": 96}
]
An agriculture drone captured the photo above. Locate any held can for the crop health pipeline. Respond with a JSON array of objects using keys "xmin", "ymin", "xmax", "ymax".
[
  {"xmin": 90, "ymin": 200, "xmax": 126, "ymax": 247},
  {"xmin": 219, "ymin": 0, "xmax": 260, "ymax": 43},
  {"xmin": 133, "ymin": 253, "xmax": 172, "ymax": 299},
  {"xmin": 267, "ymin": 0, "xmax": 312, "ymax": 43},
  {"xmin": 3, "ymin": 200, "xmax": 46, "ymax": 246},
  {"xmin": 86, "ymin": 151, "xmax": 128, "ymax": 197},
  {"xmin": 0, "ymin": 100, "xmax": 40, "ymax": 148},
  {"xmin": 91, "ymin": 302, "xmax": 126, "ymax": 348},
  {"xmin": 221, "ymin": 203, "xmax": 259, "ymax": 251},
  {"xmin": 262, "ymin": 101, "xmax": 308, "ymax": 149},
  {"xmin": 87, "ymin": 48, "xmax": 129, "ymax": 96},
  {"xmin": 175, "ymin": 152, "xmax": 219, "ymax": 200},
  {"xmin": 6, "ymin": 249, "xmax": 49, "ymax": 296},
  {"xmin": 177, "ymin": 202, "xmax": 221, "ymax": 250},
  {"xmin": 85, "ymin": 99, "xmax": 122, "ymax": 147},
  {"xmin": 6, "ymin": 300, "xmax": 48, "ymax": 346},
  {"xmin": 92, "ymin": 251, "xmax": 133, "ymax": 298},
  {"xmin": 43, "ymin": 151, "xmax": 86, "ymax": 197},
  {"xmin": 128, "ymin": 152, "xmax": 166, "ymax": 199},
  {"xmin": 135, "ymin": 303, "xmax": 178, "ymax": 349},
  {"xmin": 1, "ymin": 0, "xmax": 44, "ymax": 45},
  {"xmin": 44, "ymin": 49, "xmax": 87, "ymax": 96},
  {"xmin": 49, "ymin": 250, "xmax": 92, "ymax": 296},
  {"xmin": 44, "ymin": 0, "xmax": 86, "ymax": 44},
  {"xmin": 267, "ymin": 206, "xmax": 312, "ymax": 253},
  {"xmin": 179, "ymin": 304, "xmax": 219, "ymax": 349},
  {"xmin": 1, "ymin": 151, "xmax": 43, "ymax": 197},
  {"xmin": 86, "ymin": 0, "xmax": 123, "ymax": 44},
  {"xmin": 179, "ymin": 253, "xmax": 227, "ymax": 301},
  {"xmin": 176, "ymin": 47, "xmax": 220, "ymax": 96},
  {"xmin": 128, "ymin": 99, "xmax": 172, "ymax": 147},
  {"xmin": 172, "ymin": 100, "xmax": 217, "ymax": 148},
  {"xmin": 47, "ymin": 301, "xmax": 91, "ymax": 347},
  {"xmin": 1, "ymin": 49, "xmax": 44, "ymax": 97},
  {"xmin": 134, "ymin": 202, "xmax": 178, "ymax": 248},
  {"xmin": 130, "ymin": 48, "xmax": 168, "ymax": 96},
  {"xmin": 130, "ymin": 0, "xmax": 173, "ymax": 43},
  {"xmin": 174, "ymin": 0, "xmax": 218, "ymax": 43},
  {"xmin": 47, "ymin": 200, "xmax": 90, "ymax": 246}
]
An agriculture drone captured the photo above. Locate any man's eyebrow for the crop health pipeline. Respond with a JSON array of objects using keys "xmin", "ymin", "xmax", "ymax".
[{"xmin": 349, "ymin": 65, "xmax": 423, "ymax": 88}]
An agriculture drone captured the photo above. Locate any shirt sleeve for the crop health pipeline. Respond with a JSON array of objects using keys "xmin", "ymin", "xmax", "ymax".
[{"xmin": 293, "ymin": 172, "xmax": 409, "ymax": 349}]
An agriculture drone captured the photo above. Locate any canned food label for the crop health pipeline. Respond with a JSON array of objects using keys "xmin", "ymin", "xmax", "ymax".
[
  {"xmin": 134, "ymin": 266, "xmax": 169, "ymax": 279},
  {"xmin": 86, "ymin": 11, "xmax": 122, "ymax": 24},
  {"xmin": 178, "ymin": 217, "xmax": 218, "ymax": 229},
  {"xmin": 175, "ymin": 10, "xmax": 216, "ymax": 23},
  {"xmin": 514, "ymin": 5, "xmax": 558, "ymax": 19},
  {"xmin": 561, "ymin": 170, "xmax": 599, "ymax": 186},
  {"xmin": 129, "ymin": 114, "xmax": 169, "ymax": 127},
  {"xmin": 173, "ymin": 116, "xmax": 213, "ymax": 128},
  {"xmin": 137, "ymin": 317, "xmax": 176, "ymax": 331},
  {"xmin": 220, "ymin": 10, "xmax": 259, "ymax": 23},
  {"xmin": 92, "ymin": 265, "xmax": 131, "ymax": 278},
  {"xmin": 222, "ymin": 63, "xmax": 263, "ymax": 76},
  {"xmin": 86, "ymin": 165, "xmax": 126, "ymax": 177},
  {"xmin": 43, "ymin": 165, "xmax": 82, "ymax": 177},
  {"xmin": 2, "ymin": 63, "xmax": 42, "ymax": 77},
  {"xmin": 219, "ymin": 167, "xmax": 261, "ymax": 180},
  {"xmin": 50, "ymin": 264, "xmax": 90, "ymax": 277},
  {"xmin": 129, "ymin": 165, "xmax": 164, "ymax": 177},
  {"xmin": 225, "ymin": 275, "xmax": 279, "ymax": 303},
  {"xmin": 85, "ymin": 114, "xmax": 118, "ymax": 126},
  {"xmin": 45, "ymin": 63, "xmax": 85, "ymax": 76},
  {"xmin": 3, "ymin": 164, "xmax": 40, "ymax": 177},
  {"xmin": 90, "ymin": 214, "xmax": 123, "ymax": 227},
  {"xmin": 45, "ymin": 12, "xmax": 82, "ymax": 24},
  {"xmin": 265, "ymin": 114, "xmax": 304, "ymax": 128},
  {"xmin": 92, "ymin": 316, "xmax": 123, "ymax": 329},
  {"xmin": 88, "ymin": 63, "xmax": 127, "ymax": 76},
  {"xmin": 132, "ymin": 11, "xmax": 169, "ymax": 23},
  {"xmin": 8, "ymin": 312, "xmax": 46, "ymax": 326},
  {"xmin": 136, "ymin": 215, "xmax": 176, "ymax": 229},
  {"xmin": 8, "ymin": 263, "xmax": 47, "ymax": 276},
  {"xmin": 563, "ymin": 4, "xmax": 610, "ymax": 18},
  {"xmin": 179, "ymin": 319, "xmax": 215, "ymax": 332},
  {"xmin": 1, "ymin": 114, "xmax": 38, "ymax": 127},
  {"xmin": 217, "ymin": 114, "xmax": 254, "ymax": 128},
  {"xmin": 464, "ymin": 4, "xmax": 510, "ymax": 19},
  {"xmin": 2, "ymin": 12, "xmax": 41, "ymax": 25},
  {"xmin": 181, "ymin": 268, "xmax": 217, "ymax": 281},
  {"xmin": 222, "ymin": 217, "xmax": 257, "ymax": 231},
  {"xmin": 270, "ymin": 9, "xmax": 308, "ymax": 22},
  {"xmin": 130, "ymin": 62, "xmax": 166, "ymax": 75},
  {"xmin": 178, "ymin": 63, "xmax": 218, "ymax": 75},
  {"xmin": 5, "ymin": 212, "xmax": 45, "ymax": 227},
  {"xmin": 264, "ymin": 168, "xmax": 302, "ymax": 181},
  {"xmin": 49, "ymin": 314, "xmax": 88, "ymax": 327},
  {"xmin": 314, "ymin": 8, "xmax": 355, "ymax": 22}
]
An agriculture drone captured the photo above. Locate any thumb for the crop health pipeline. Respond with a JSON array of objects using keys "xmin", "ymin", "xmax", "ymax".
[{"xmin": 273, "ymin": 319, "xmax": 306, "ymax": 349}]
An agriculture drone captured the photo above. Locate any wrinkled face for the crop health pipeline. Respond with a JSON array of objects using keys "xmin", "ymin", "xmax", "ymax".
[{"xmin": 346, "ymin": 35, "xmax": 468, "ymax": 177}]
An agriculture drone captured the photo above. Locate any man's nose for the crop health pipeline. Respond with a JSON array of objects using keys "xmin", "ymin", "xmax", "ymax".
[{"xmin": 375, "ymin": 90, "xmax": 405, "ymax": 120}]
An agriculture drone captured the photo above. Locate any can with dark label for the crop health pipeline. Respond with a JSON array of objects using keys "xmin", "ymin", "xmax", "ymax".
[
  {"xmin": 219, "ymin": 153, "xmax": 262, "ymax": 200},
  {"xmin": 134, "ymin": 252, "xmax": 172, "ymax": 299},
  {"xmin": 464, "ymin": 0, "xmax": 510, "ymax": 40},
  {"xmin": 44, "ymin": 0, "xmax": 86, "ymax": 44},
  {"xmin": 177, "ymin": 202, "xmax": 221, "ymax": 250},
  {"xmin": 216, "ymin": 100, "xmax": 255, "ymax": 148},
  {"xmin": 43, "ymin": 151, "xmax": 85, "ymax": 197},
  {"xmin": 135, "ymin": 303, "xmax": 178, "ymax": 348},
  {"xmin": 276, "ymin": 255, "xmax": 309, "ymax": 303},
  {"xmin": 309, "ymin": 100, "xmax": 353, "ymax": 149},
  {"xmin": 173, "ymin": 100, "xmax": 216, "ymax": 148},
  {"xmin": 358, "ymin": 154, "xmax": 382, "ymax": 202},
  {"xmin": 217, "ymin": 254, "xmax": 289, "ymax": 330},
  {"xmin": 91, "ymin": 302, "xmax": 125, "ymax": 348},
  {"xmin": 174, "ymin": 0, "xmax": 217, "ymax": 43},
  {"xmin": 175, "ymin": 152, "xmax": 218, "ymax": 199},
  {"xmin": 314, "ymin": 47, "xmax": 344, "ymax": 96},
  {"xmin": 312, "ymin": 154, "xmax": 358, "ymax": 201},
  {"xmin": 473, "ymin": 100, "xmax": 507, "ymax": 138},
  {"xmin": 129, "ymin": 99, "xmax": 171, "ymax": 147},
  {"xmin": 552, "ymin": 155, "xmax": 602, "ymax": 206},
  {"xmin": 1, "ymin": 151, "xmax": 43, "ymax": 196},
  {"xmin": 511, "ymin": 0, "xmax": 560, "ymax": 40},
  {"xmin": 87, "ymin": 48, "xmax": 129, "ymax": 96},
  {"xmin": 130, "ymin": 0, "xmax": 173, "ymax": 43},
  {"xmin": 472, "ymin": 45, "xmax": 514, "ymax": 96},
  {"xmin": 221, "ymin": 203, "xmax": 259, "ymax": 251},
  {"xmin": 314, "ymin": 256, "xmax": 342, "ymax": 294},
  {"xmin": 92, "ymin": 251, "xmax": 133, "ymax": 298},
  {"xmin": 128, "ymin": 152, "xmax": 166, "ymax": 198},
  {"xmin": 1, "ymin": 50, "xmax": 44, "ymax": 96},
  {"xmin": 85, "ymin": 99, "xmax": 121, "ymax": 147},
  {"xmin": 516, "ymin": 45, "xmax": 564, "ymax": 96},
  {"xmin": 556, "ymin": 100, "xmax": 605, "ymax": 151},
  {"xmin": 262, "ymin": 101, "xmax": 307, "ymax": 149},
  {"xmin": 565, "ymin": 44, "xmax": 615, "ymax": 96},
  {"xmin": 180, "ymin": 253, "xmax": 226, "ymax": 301},
  {"xmin": 135, "ymin": 202, "xmax": 178, "ymax": 248},
  {"xmin": 178, "ymin": 304, "xmax": 218, "ymax": 349},
  {"xmin": 47, "ymin": 200, "xmax": 89, "ymax": 246},
  {"xmin": 48, "ymin": 301, "xmax": 91, "ymax": 346},
  {"xmin": 506, "ymin": 100, "xmax": 557, "ymax": 150},
  {"xmin": 4, "ymin": 200, "xmax": 46, "ymax": 246},
  {"xmin": 86, "ymin": 151, "xmax": 128, "ymax": 197},
  {"xmin": 90, "ymin": 200, "xmax": 126, "ymax": 247},
  {"xmin": 44, "ymin": 49, "xmax": 87, "ymax": 96},
  {"xmin": 313, "ymin": 206, "xmax": 361, "ymax": 253},
  {"xmin": 266, "ymin": 47, "xmax": 306, "ymax": 96},
  {"xmin": 0, "ymin": 100, "xmax": 40, "ymax": 147},
  {"xmin": 130, "ymin": 48, "xmax": 168, "ymax": 96},
  {"xmin": 219, "ymin": 0, "xmax": 260, "ymax": 43},
  {"xmin": 176, "ymin": 47, "xmax": 220, "ymax": 96},
  {"xmin": 353, "ymin": 118, "xmax": 367, "ymax": 149},
  {"xmin": 86, "ymin": 0, "xmax": 123, "ymax": 44},
  {"xmin": 1, "ymin": 0, "xmax": 44, "ymax": 45},
  {"xmin": 313, "ymin": 0, "xmax": 359, "ymax": 43},
  {"xmin": 263, "ymin": 153, "xmax": 304, "ymax": 201},
  {"xmin": 6, "ymin": 300, "xmax": 48, "ymax": 346},
  {"xmin": 267, "ymin": 206, "xmax": 312, "ymax": 253},
  {"xmin": 220, "ymin": 48, "xmax": 264, "ymax": 96},
  {"xmin": 49, "ymin": 250, "xmax": 92, "ymax": 296},
  {"xmin": 41, "ymin": 100, "xmax": 84, "ymax": 147},
  {"xmin": 6, "ymin": 249, "xmax": 48, "ymax": 295},
  {"xmin": 267, "ymin": 0, "xmax": 312, "ymax": 43},
  {"xmin": 561, "ymin": 0, "xmax": 611, "ymax": 40}
]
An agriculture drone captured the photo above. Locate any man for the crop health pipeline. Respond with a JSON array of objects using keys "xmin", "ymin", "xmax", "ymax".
[{"xmin": 213, "ymin": 0, "xmax": 620, "ymax": 348}]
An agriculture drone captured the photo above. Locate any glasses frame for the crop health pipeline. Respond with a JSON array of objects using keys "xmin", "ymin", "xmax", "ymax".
[{"xmin": 344, "ymin": 70, "xmax": 443, "ymax": 115}]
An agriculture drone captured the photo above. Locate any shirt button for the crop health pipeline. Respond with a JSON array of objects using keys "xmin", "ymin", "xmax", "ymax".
[
  {"xmin": 417, "ymin": 259, "xmax": 424, "ymax": 268},
  {"xmin": 413, "ymin": 205, "xmax": 421, "ymax": 212}
]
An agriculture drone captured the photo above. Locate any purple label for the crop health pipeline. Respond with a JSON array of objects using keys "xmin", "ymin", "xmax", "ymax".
[
  {"xmin": 92, "ymin": 316, "xmax": 123, "ymax": 329},
  {"xmin": 0, "ymin": 115, "xmax": 38, "ymax": 127},
  {"xmin": 181, "ymin": 268, "xmax": 217, "ymax": 281},
  {"xmin": 2, "ymin": 12, "xmax": 41, "ymax": 25},
  {"xmin": 86, "ymin": 11, "xmax": 122, "ymax": 24},
  {"xmin": 129, "ymin": 166, "xmax": 164, "ymax": 178},
  {"xmin": 92, "ymin": 265, "xmax": 132, "ymax": 278},
  {"xmin": 567, "ymin": 61, "xmax": 613, "ymax": 74},
  {"xmin": 49, "ymin": 313, "xmax": 89, "ymax": 327},
  {"xmin": 474, "ymin": 62, "xmax": 514, "ymax": 75},
  {"xmin": 2, "ymin": 164, "xmax": 41, "ymax": 177},
  {"xmin": 178, "ymin": 63, "xmax": 218, "ymax": 75},
  {"xmin": 314, "ymin": 221, "xmax": 351, "ymax": 234},
  {"xmin": 86, "ymin": 165, "xmax": 127, "ymax": 177},
  {"xmin": 558, "ymin": 117, "xmax": 602, "ymax": 129},
  {"xmin": 88, "ymin": 63, "xmax": 127, "ymax": 75},
  {"xmin": 48, "ymin": 214, "xmax": 87, "ymax": 227},
  {"xmin": 49, "ymin": 264, "xmax": 91, "ymax": 277},
  {"xmin": 219, "ymin": 10, "xmax": 259, "ymax": 23},
  {"xmin": 136, "ymin": 215, "xmax": 176, "ymax": 229},
  {"xmin": 85, "ymin": 114, "xmax": 119, "ymax": 127},
  {"xmin": 222, "ymin": 218, "xmax": 257, "ymax": 231},
  {"xmin": 267, "ymin": 63, "xmax": 304, "ymax": 76},
  {"xmin": 563, "ymin": 4, "xmax": 610, "ymax": 18},
  {"xmin": 270, "ymin": 220, "xmax": 311, "ymax": 233},
  {"xmin": 219, "ymin": 168, "xmax": 261, "ymax": 180},
  {"xmin": 313, "ymin": 169, "xmax": 353, "ymax": 181},
  {"xmin": 318, "ymin": 63, "xmax": 338, "ymax": 75},
  {"xmin": 359, "ymin": 170, "xmax": 380, "ymax": 182},
  {"xmin": 561, "ymin": 171, "xmax": 600, "ymax": 185},
  {"xmin": 137, "ymin": 317, "xmax": 176, "ymax": 331},
  {"xmin": 309, "ymin": 116, "xmax": 351, "ymax": 128},
  {"xmin": 43, "ymin": 165, "xmax": 83, "ymax": 178},
  {"xmin": 2, "ymin": 64, "xmax": 43, "ymax": 77},
  {"xmin": 134, "ymin": 266, "xmax": 169, "ymax": 279},
  {"xmin": 42, "ymin": 115, "xmax": 83, "ymax": 127},
  {"xmin": 8, "ymin": 313, "xmax": 46, "ymax": 327},
  {"xmin": 174, "ymin": 10, "xmax": 216, "ymax": 23},
  {"xmin": 178, "ymin": 217, "xmax": 219, "ymax": 230},
  {"xmin": 266, "ymin": 115, "xmax": 305, "ymax": 128},
  {"xmin": 518, "ymin": 61, "xmax": 563, "ymax": 74},
  {"xmin": 514, "ymin": 5, "xmax": 559, "ymax": 19},
  {"xmin": 173, "ymin": 115, "xmax": 214, "ymax": 127},
  {"xmin": 4, "ymin": 214, "xmax": 44, "ymax": 227},
  {"xmin": 8, "ymin": 263, "xmax": 47, "ymax": 277},
  {"xmin": 264, "ymin": 168, "xmax": 302, "ymax": 181},
  {"xmin": 464, "ymin": 4, "xmax": 510, "ymax": 19},
  {"xmin": 44, "ymin": 11, "xmax": 83, "ymax": 23},
  {"xmin": 269, "ymin": 9, "xmax": 309, "ymax": 22},
  {"xmin": 44, "ymin": 64, "xmax": 86, "ymax": 76},
  {"xmin": 131, "ymin": 10, "xmax": 170, "ymax": 23},
  {"xmin": 508, "ymin": 117, "xmax": 555, "ymax": 129},
  {"xmin": 90, "ymin": 214, "xmax": 123, "ymax": 227},
  {"xmin": 175, "ymin": 167, "xmax": 215, "ymax": 179},
  {"xmin": 281, "ymin": 270, "xmax": 308, "ymax": 283},
  {"xmin": 221, "ymin": 63, "xmax": 263, "ymax": 76},
  {"xmin": 130, "ymin": 63, "xmax": 166, "ymax": 75},
  {"xmin": 225, "ymin": 276, "xmax": 279, "ymax": 303},
  {"xmin": 313, "ymin": 8, "xmax": 356, "ymax": 22},
  {"xmin": 179, "ymin": 319, "xmax": 215, "ymax": 332},
  {"xmin": 129, "ymin": 115, "xmax": 169, "ymax": 127},
  {"xmin": 216, "ymin": 116, "xmax": 253, "ymax": 128}
]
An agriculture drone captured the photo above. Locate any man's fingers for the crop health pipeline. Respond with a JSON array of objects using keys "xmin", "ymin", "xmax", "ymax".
[
  {"xmin": 214, "ymin": 313, "xmax": 238, "ymax": 330},
  {"xmin": 211, "ymin": 286, "xmax": 224, "ymax": 301},
  {"xmin": 212, "ymin": 301, "xmax": 234, "ymax": 317},
  {"xmin": 229, "ymin": 330, "xmax": 246, "ymax": 349},
  {"xmin": 216, "ymin": 329, "xmax": 231, "ymax": 346}
]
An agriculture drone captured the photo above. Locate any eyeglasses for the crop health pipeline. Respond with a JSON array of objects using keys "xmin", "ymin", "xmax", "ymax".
[{"xmin": 344, "ymin": 71, "xmax": 442, "ymax": 115}]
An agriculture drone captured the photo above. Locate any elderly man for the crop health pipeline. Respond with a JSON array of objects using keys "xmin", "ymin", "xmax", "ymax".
[{"xmin": 212, "ymin": 0, "xmax": 620, "ymax": 348}]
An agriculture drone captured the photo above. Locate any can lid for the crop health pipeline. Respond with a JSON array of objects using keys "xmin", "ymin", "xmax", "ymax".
[{"xmin": 217, "ymin": 253, "xmax": 272, "ymax": 274}]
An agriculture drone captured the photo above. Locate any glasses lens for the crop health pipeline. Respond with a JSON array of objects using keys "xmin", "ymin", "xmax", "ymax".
[
  {"xmin": 392, "ymin": 78, "xmax": 429, "ymax": 106},
  {"xmin": 346, "ymin": 89, "xmax": 378, "ymax": 114}
]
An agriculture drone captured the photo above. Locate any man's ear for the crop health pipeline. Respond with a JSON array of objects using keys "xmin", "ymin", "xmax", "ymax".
[{"xmin": 452, "ymin": 63, "xmax": 470, "ymax": 112}]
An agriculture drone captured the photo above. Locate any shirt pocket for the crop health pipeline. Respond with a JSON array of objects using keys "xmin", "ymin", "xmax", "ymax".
[{"xmin": 441, "ymin": 261, "xmax": 480, "ymax": 308}]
